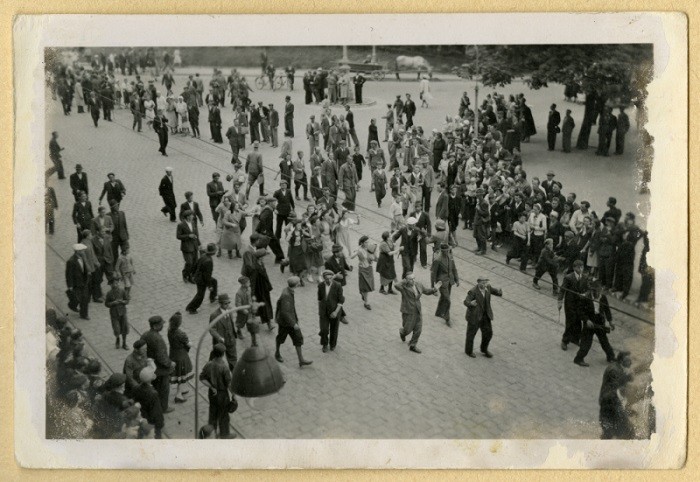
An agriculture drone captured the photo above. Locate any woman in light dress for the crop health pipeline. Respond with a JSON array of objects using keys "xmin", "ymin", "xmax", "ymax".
[
  {"xmin": 419, "ymin": 74, "xmax": 433, "ymax": 108},
  {"xmin": 350, "ymin": 236, "xmax": 377, "ymax": 310},
  {"xmin": 143, "ymin": 93, "xmax": 156, "ymax": 128},
  {"xmin": 166, "ymin": 96, "xmax": 178, "ymax": 134},
  {"xmin": 214, "ymin": 197, "xmax": 232, "ymax": 257},
  {"xmin": 319, "ymin": 209, "xmax": 336, "ymax": 261},
  {"xmin": 220, "ymin": 202, "xmax": 244, "ymax": 258},
  {"xmin": 338, "ymin": 73, "xmax": 350, "ymax": 105},
  {"xmin": 335, "ymin": 208, "xmax": 358, "ymax": 257},
  {"xmin": 176, "ymin": 96, "xmax": 190, "ymax": 135}
]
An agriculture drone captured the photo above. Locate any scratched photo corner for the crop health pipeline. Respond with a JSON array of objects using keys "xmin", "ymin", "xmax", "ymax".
[{"xmin": 41, "ymin": 41, "xmax": 660, "ymax": 445}]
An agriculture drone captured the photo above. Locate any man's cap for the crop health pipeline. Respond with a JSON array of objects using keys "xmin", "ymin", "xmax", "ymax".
[
  {"xmin": 332, "ymin": 244, "xmax": 343, "ymax": 253},
  {"xmin": 206, "ymin": 243, "xmax": 217, "ymax": 254},
  {"xmin": 435, "ymin": 219, "xmax": 446, "ymax": 230},
  {"xmin": 279, "ymin": 180, "xmax": 288, "ymax": 186},
  {"xmin": 213, "ymin": 344, "xmax": 226, "ymax": 356},
  {"xmin": 440, "ymin": 243, "xmax": 450, "ymax": 251},
  {"xmin": 238, "ymin": 275, "xmax": 249, "ymax": 284},
  {"xmin": 133, "ymin": 339, "xmax": 146, "ymax": 349},
  {"xmin": 547, "ymin": 170, "xmax": 555, "ymax": 176},
  {"xmin": 182, "ymin": 210, "xmax": 193, "ymax": 218},
  {"xmin": 218, "ymin": 293, "xmax": 231, "ymax": 303},
  {"xmin": 564, "ymin": 231, "xmax": 575, "ymax": 238},
  {"xmin": 288, "ymin": 276, "xmax": 301, "ymax": 287},
  {"xmin": 253, "ymin": 140, "xmax": 260, "ymax": 147},
  {"xmin": 550, "ymin": 211, "xmax": 559, "ymax": 218},
  {"xmin": 406, "ymin": 217, "xmax": 417, "ymax": 226},
  {"xmin": 212, "ymin": 172, "xmax": 220, "ymax": 178},
  {"xmin": 103, "ymin": 373, "xmax": 127, "ymax": 391},
  {"xmin": 165, "ymin": 167, "xmax": 173, "ymax": 172},
  {"xmin": 148, "ymin": 315, "xmax": 165, "ymax": 326},
  {"xmin": 73, "ymin": 243, "xmax": 87, "ymax": 251},
  {"xmin": 322, "ymin": 269, "xmax": 335, "ymax": 277},
  {"xmin": 476, "ymin": 276, "xmax": 490, "ymax": 282},
  {"xmin": 75, "ymin": 164, "xmax": 83, "ymax": 169},
  {"xmin": 109, "ymin": 199, "xmax": 119, "ymax": 207},
  {"xmin": 573, "ymin": 260, "xmax": 584, "ymax": 267}
]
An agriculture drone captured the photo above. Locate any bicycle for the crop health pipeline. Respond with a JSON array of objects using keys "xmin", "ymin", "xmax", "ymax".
[{"xmin": 254, "ymin": 73, "xmax": 287, "ymax": 90}]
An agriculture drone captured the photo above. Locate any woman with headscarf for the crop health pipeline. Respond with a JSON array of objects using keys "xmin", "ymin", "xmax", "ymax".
[{"xmin": 350, "ymin": 236, "xmax": 377, "ymax": 310}]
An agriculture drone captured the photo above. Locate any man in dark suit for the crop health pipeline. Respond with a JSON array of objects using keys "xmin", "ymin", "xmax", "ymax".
[
  {"xmin": 65, "ymin": 243, "xmax": 91, "ymax": 320},
  {"xmin": 431, "ymin": 244, "xmax": 459, "ymax": 326},
  {"xmin": 186, "ymin": 243, "xmax": 218, "ymax": 314},
  {"xmin": 72, "ymin": 191, "xmax": 95, "ymax": 242},
  {"xmin": 309, "ymin": 165, "xmax": 325, "ymax": 201},
  {"xmin": 268, "ymin": 103, "xmax": 280, "ymax": 148},
  {"xmin": 153, "ymin": 109, "xmax": 169, "ymax": 156},
  {"xmin": 557, "ymin": 259, "xmax": 589, "ymax": 350},
  {"xmin": 392, "ymin": 217, "xmax": 421, "ymax": 278},
  {"xmin": 225, "ymin": 123, "xmax": 240, "ymax": 163},
  {"xmin": 547, "ymin": 103, "xmax": 561, "ymax": 151},
  {"xmin": 249, "ymin": 104, "xmax": 261, "ymax": 143},
  {"xmin": 403, "ymin": 93, "xmax": 416, "ymax": 129},
  {"xmin": 177, "ymin": 210, "xmax": 200, "ymax": 283},
  {"xmin": 317, "ymin": 270, "xmax": 345, "ymax": 352},
  {"xmin": 324, "ymin": 244, "xmax": 352, "ymax": 287},
  {"xmin": 395, "ymin": 272, "xmax": 438, "ymax": 353},
  {"xmin": 435, "ymin": 183, "xmax": 449, "ymax": 221},
  {"xmin": 414, "ymin": 201, "xmax": 432, "ymax": 269},
  {"xmin": 284, "ymin": 95, "xmax": 294, "ymax": 137},
  {"xmin": 333, "ymin": 140, "xmax": 350, "ymax": 168},
  {"xmin": 464, "ymin": 276, "xmax": 503, "ymax": 358},
  {"xmin": 108, "ymin": 200, "xmax": 129, "ymax": 262},
  {"xmin": 49, "ymin": 131, "xmax": 66, "ymax": 179},
  {"xmin": 179, "ymin": 191, "xmax": 205, "ymax": 226},
  {"xmin": 472, "ymin": 188, "xmax": 490, "ymax": 255},
  {"xmin": 574, "ymin": 280, "xmax": 616, "ymax": 367},
  {"xmin": 274, "ymin": 276, "xmax": 313, "ymax": 366},
  {"xmin": 69, "ymin": 164, "xmax": 89, "ymax": 201},
  {"xmin": 140, "ymin": 315, "xmax": 175, "ymax": 413},
  {"xmin": 273, "ymin": 180, "xmax": 295, "ymax": 239},
  {"xmin": 256, "ymin": 197, "xmax": 286, "ymax": 264},
  {"xmin": 158, "ymin": 167, "xmax": 176, "ymax": 222},
  {"xmin": 321, "ymin": 156, "xmax": 339, "ymax": 197},
  {"xmin": 99, "ymin": 173, "xmax": 126, "ymax": 206},
  {"xmin": 206, "ymin": 172, "xmax": 225, "ymax": 222}
]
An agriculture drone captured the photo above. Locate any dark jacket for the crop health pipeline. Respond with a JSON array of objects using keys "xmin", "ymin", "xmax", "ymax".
[
  {"xmin": 69, "ymin": 172, "xmax": 89, "ymax": 197},
  {"xmin": 179, "ymin": 201, "xmax": 204, "ymax": 224},
  {"xmin": 206, "ymin": 180, "xmax": 225, "ymax": 209},
  {"xmin": 158, "ymin": 175, "xmax": 176, "ymax": 206},
  {"xmin": 141, "ymin": 329, "xmax": 171, "ymax": 376},
  {"xmin": 65, "ymin": 253, "xmax": 90, "ymax": 289},
  {"xmin": 273, "ymin": 189, "xmax": 295, "ymax": 216},
  {"xmin": 256, "ymin": 206, "xmax": 276, "ymax": 239},
  {"xmin": 108, "ymin": 209, "xmax": 129, "ymax": 242},
  {"xmin": 275, "ymin": 287, "xmax": 298, "ymax": 328},
  {"xmin": 192, "ymin": 253, "xmax": 214, "ymax": 286},
  {"xmin": 324, "ymin": 255, "xmax": 351, "ymax": 286},
  {"xmin": 464, "ymin": 284, "xmax": 503, "ymax": 325},
  {"xmin": 72, "ymin": 201, "xmax": 95, "ymax": 229},
  {"xmin": 392, "ymin": 227, "xmax": 420, "ymax": 258},
  {"xmin": 558, "ymin": 272, "xmax": 589, "ymax": 310},
  {"xmin": 317, "ymin": 281, "xmax": 344, "ymax": 321},
  {"xmin": 176, "ymin": 220, "xmax": 200, "ymax": 253},
  {"xmin": 99, "ymin": 180, "xmax": 126, "ymax": 204}
]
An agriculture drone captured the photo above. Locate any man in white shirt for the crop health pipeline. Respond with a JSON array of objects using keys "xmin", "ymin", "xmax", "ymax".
[
  {"xmin": 569, "ymin": 200, "xmax": 591, "ymax": 234},
  {"xmin": 523, "ymin": 203, "xmax": 547, "ymax": 270}
]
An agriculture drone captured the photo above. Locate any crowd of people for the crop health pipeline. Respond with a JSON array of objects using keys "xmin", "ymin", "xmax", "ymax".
[{"xmin": 45, "ymin": 49, "xmax": 654, "ymax": 440}]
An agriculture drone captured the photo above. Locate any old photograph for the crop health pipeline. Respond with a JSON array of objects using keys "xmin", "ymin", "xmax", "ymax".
[{"xmin": 13, "ymin": 13, "xmax": 687, "ymax": 469}]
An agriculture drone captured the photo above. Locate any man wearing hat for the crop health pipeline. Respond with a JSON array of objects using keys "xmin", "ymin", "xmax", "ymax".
[
  {"xmin": 395, "ymin": 271, "xmax": 438, "ymax": 353},
  {"xmin": 69, "ymin": 164, "xmax": 89, "ymax": 201},
  {"xmin": 199, "ymin": 343, "xmax": 236, "ymax": 438},
  {"xmin": 284, "ymin": 95, "xmax": 294, "ymax": 137},
  {"xmin": 573, "ymin": 280, "xmax": 616, "ymax": 367},
  {"xmin": 547, "ymin": 103, "xmax": 561, "ymax": 151},
  {"xmin": 177, "ymin": 210, "xmax": 200, "ymax": 283},
  {"xmin": 234, "ymin": 275, "xmax": 253, "ymax": 338},
  {"xmin": 186, "ymin": 243, "xmax": 218, "ymax": 314},
  {"xmin": 72, "ymin": 190, "xmax": 95, "ymax": 243},
  {"xmin": 273, "ymin": 179, "xmax": 295, "ymax": 239},
  {"xmin": 431, "ymin": 243, "xmax": 459, "ymax": 326},
  {"xmin": 325, "ymin": 244, "xmax": 352, "ymax": 287},
  {"xmin": 180, "ymin": 191, "xmax": 205, "ymax": 227},
  {"xmin": 206, "ymin": 172, "xmax": 225, "ymax": 222},
  {"xmin": 541, "ymin": 171, "xmax": 557, "ymax": 195},
  {"xmin": 321, "ymin": 154, "xmax": 339, "ymax": 198},
  {"xmin": 245, "ymin": 140, "xmax": 265, "ymax": 199},
  {"xmin": 241, "ymin": 234, "xmax": 275, "ymax": 331},
  {"xmin": 99, "ymin": 172, "xmax": 126, "ymax": 206},
  {"xmin": 141, "ymin": 316, "xmax": 175, "ymax": 413},
  {"xmin": 275, "ymin": 277, "xmax": 313, "ymax": 367},
  {"xmin": 317, "ymin": 269, "xmax": 345, "ymax": 352},
  {"xmin": 133, "ymin": 365, "xmax": 165, "ymax": 439},
  {"xmin": 123, "ymin": 338, "xmax": 149, "ymax": 399},
  {"xmin": 558, "ymin": 259, "xmax": 589, "ymax": 351},
  {"xmin": 306, "ymin": 114, "xmax": 321, "ymax": 154},
  {"xmin": 464, "ymin": 276, "xmax": 503, "ymax": 358},
  {"xmin": 209, "ymin": 293, "xmax": 238, "ymax": 370},
  {"xmin": 266, "ymin": 103, "xmax": 279, "ymax": 147},
  {"xmin": 392, "ymin": 216, "xmax": 421, "ymax": 278},
  {"xmin": 66, "ymin": 243, "xmax": 91, "ymax": 320},
  {"xmin": 256, "ymin": 195, "xmax": 287, "ymax": 265},
  {"xmin": 153, "ymin": 108, "xmax": 169, "ymax": 156},
  {"xmin": 108, "ymin": 198, "xmax": 129, "ymax": 262},
  {"xmin": 225, "ymin": 122, "xmax": 241, "ymax": 162},
  {"xmin": 338, "ymin": 155, "xmax": 358, "ymax": 210},
  {"xmin": 158, "ymin": 167, "xmax": 177, "ymax": 222}
]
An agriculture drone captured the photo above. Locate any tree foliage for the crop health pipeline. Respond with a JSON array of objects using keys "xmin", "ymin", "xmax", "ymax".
[{"xmin": 453, "ymin": 44, "xmax": 653, "ymax": 104}]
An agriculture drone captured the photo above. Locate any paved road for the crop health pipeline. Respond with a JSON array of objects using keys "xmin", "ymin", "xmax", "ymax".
[{"xmin": 44, "ymin": 77, "xmax": 653, "ymax": 439}]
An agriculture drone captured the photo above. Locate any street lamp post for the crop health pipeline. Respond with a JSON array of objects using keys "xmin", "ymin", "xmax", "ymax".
[
  {"xmin": 370, "ymin": 45, "xmax": 377, "ymax": 64},
  {"xmin": 341, "ymin": 45, "xmax": 349, "ymax": 63},
  {"xmin": 194, "ymin": 302, "xmax": 284, "ymax": 438}
]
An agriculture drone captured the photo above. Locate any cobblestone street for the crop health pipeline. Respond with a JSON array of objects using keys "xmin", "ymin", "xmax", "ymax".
[{"xmin": 44, "ymin": 76, "xmax": 654, "ymax": 440}]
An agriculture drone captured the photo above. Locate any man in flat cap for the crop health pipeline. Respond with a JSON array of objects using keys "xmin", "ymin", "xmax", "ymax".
[
  {"xmin": 66, "ymin": 243, "xmax": 91, "ymax": 320},
  {"xmin": 573, "ymin": 280, "xmax": 616, "ymax": 367},
  {"xmin": 318, "ymin": 269, "xmax": 345, "ymax": 353},
  {"xmin": 199, "ymin": 343, "xmax": 236, "ymax": 438},
  {"xmin": 141, "ymin": 315, "xmax": 175, "ymax": 413},
  {"xmin": 177, "ymin": 210, "xmax": 200, "ymax": 283},
  {"xmin": 558, "ymin": 259, "xmax": 589, "ymax": 351},
  {"xmin": 395, "ymin": 271, "xmax": 438, "ymax": 354},
  {"xmin": 431, "ymin": 243, "xmax": 459, "ymax": 326},
  {"xmin": 245, "ymin": 140, "xmax": 265, "ymax": 199},
  {"xmin": 186, "ymin": 243, "xmax": 218, "ymax": 314},
  {"xmin": 392, "ymin": 216, "xmax": 421, "ymax": 278},
  {"xmin": 69, "ymin": 163, "xmax": 89, "ymax": 201},
  {"xmin": 275, "ymin": 277, "xmax": 313, "ymax": 367},
  {"xmin": 464, "ymin": 276, "xmax": 503, "ymax": 358},
  {"xmin": 209, "ymin": 293, "xmax": 238, "ymax": 370},
  {"xmin": 206, "ymin": 172, "xmax": 225, "ymax": 223},
  {"xmin": 158, "ymin": 167, "xmax": 176, "ymax": 222},
  {"xmin": 241, "ymin": 234, "xmax": 275, "ymax": 331}
]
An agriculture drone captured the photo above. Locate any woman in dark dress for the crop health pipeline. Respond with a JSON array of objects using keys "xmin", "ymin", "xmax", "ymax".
[
  {"xmin": 209, "ymin": 104, "xmax": 223, "ymax": 143},
  {"xmin": 376, "ymin": 231, "xmax": 400, "ymax": 295},
  {"xmin": 285, "ymin": 218, "xmax": 309, "ymax": 285},
  {"xmin": 167, "ymin": 312, "xmax": 193, "ymax": 403},
  {"xmin": 519, "ymin": 98, "xmax": 537, "ymax": 142}
]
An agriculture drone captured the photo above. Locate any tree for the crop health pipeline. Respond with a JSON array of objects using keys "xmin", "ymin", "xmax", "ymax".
[{"xmin": 452, "ymin": 45, "xmax": 654, "ymax": 147}]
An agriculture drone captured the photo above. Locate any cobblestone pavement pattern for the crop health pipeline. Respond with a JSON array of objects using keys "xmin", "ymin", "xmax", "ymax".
[{"xmin": 44, "ymin": 73, "xmax": 653, "ymax": 439}]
